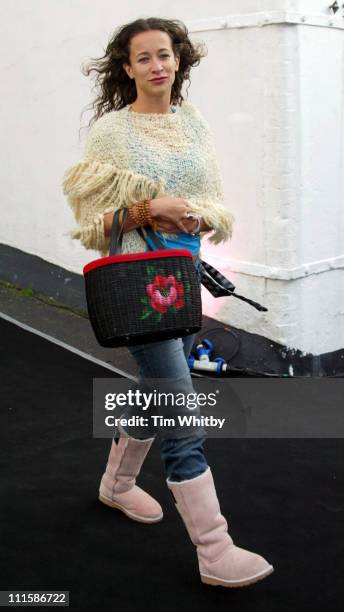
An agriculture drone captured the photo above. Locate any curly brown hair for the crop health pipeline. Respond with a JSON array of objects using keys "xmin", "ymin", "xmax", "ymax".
[{"xmin": 80, "ymin": 17, "xmax": 207, "ymax": 131}]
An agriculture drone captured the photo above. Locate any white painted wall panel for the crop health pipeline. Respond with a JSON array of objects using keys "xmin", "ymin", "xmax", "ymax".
[{"xmin": 0, "ymin": 0, "xmax": 343, "ymax": 354}]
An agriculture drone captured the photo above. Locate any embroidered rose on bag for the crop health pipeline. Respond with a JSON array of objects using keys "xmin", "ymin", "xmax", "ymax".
[
  {"xmin": 147, "ymin": 274, "xmax": 184, "ymax": 314},
  {"xmin": 140, "ymin": 267, "xmax": 190, "ymax": 322}
]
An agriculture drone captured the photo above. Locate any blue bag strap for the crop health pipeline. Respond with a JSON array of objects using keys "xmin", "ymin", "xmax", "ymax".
[{"xmin": 137, "ymin": 226, "xmax": 167, "ymax": 250}]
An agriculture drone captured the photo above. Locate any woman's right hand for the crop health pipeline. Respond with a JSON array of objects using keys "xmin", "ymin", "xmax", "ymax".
[{"xmin": 149, "ymin": 197, "xmax": 191, "ymax": 233}]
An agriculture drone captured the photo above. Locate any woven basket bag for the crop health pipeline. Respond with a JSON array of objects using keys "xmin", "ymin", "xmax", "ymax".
[{"xmin": 83, "ymin": 209, "xmax": 202, "ymax": 347}]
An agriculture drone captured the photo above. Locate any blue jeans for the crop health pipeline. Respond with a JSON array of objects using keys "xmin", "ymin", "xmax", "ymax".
[{"xmin": 124, "ymin": 259, "xmax": 208, "ymax": 482}]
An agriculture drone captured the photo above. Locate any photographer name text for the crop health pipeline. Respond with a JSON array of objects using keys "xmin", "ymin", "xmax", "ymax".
[{"xmin": 104, "ymin": 415, "xmax": 226, "ymax": 429}]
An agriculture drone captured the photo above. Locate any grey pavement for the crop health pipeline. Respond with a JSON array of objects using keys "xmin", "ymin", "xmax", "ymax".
[{"xmin": 0, "ymin": 282, "xmax": 139, "ymax": 379}]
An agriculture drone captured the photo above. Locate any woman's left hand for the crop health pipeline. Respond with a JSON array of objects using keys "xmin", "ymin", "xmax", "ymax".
[{"xmin": 156, "ymin": 216, "xmax": 200, "ymax": 234}]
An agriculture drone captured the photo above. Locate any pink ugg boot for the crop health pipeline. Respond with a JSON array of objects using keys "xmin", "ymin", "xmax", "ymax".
[
  {"xmin": 167, "ymin": 467, "xmax": 274, "ymax": 587},
  {"xmin": 99, "ymin": 429, "xmax": 163, "ymax": 524}
]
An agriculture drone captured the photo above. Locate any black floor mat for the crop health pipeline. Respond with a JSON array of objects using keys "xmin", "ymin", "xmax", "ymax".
[{"xmin": 0, "ymin": 317, "xmax": 343, "ymax": 611}]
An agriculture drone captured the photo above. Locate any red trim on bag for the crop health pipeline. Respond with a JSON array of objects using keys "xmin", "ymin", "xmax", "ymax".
[{"xmin": 83, "ymin": 249, "xmax": 193, "ymax": 274}]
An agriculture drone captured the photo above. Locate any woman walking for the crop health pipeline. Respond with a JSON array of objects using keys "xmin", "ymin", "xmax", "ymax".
[{"xmin": 63, "ymin": 17, "xmax": 274, "ymax": 588}]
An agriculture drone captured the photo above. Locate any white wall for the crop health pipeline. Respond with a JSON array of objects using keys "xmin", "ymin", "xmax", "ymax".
[{"xmin": 0, "ymin": 0, "xmax": 343, "ymax": 354}]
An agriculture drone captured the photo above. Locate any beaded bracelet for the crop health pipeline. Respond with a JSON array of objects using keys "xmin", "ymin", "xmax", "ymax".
[
  {"xmin": 129, "ymin": 202, "xmax": 144, "ymax": 225},
  {"xmin": 128, "ymin": 200, "xmax": 158, "ymax": 232},
  {"xmin": 142, "ymin": 199, "xmax": 154, "ymax": 225}
]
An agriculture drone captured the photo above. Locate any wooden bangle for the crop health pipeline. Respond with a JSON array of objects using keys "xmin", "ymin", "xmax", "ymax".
[
  {"xmin": 128, "ymin": 200, "xmax": 158, "ymax": 230},
  {"xmin": 129, "ymin": 203, "xmax": 145, "ymax": 227},
  {"xmin": 137, "ymin": 201, "xmax": 146, "ymax": 225}
]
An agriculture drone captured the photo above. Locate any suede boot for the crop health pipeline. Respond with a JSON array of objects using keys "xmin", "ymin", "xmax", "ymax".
[
  {"xmin": 99, "ymin": 429, "xmax": 163, "ymax": 523},
  {"xmin": 167, "ymin": 467, "xmax": 274, "ymax": 587}
]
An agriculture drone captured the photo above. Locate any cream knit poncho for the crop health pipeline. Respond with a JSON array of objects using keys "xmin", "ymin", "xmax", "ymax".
[{"xmin": 62, "ymin": 101, "xmax": 235, "ymax": 257}]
